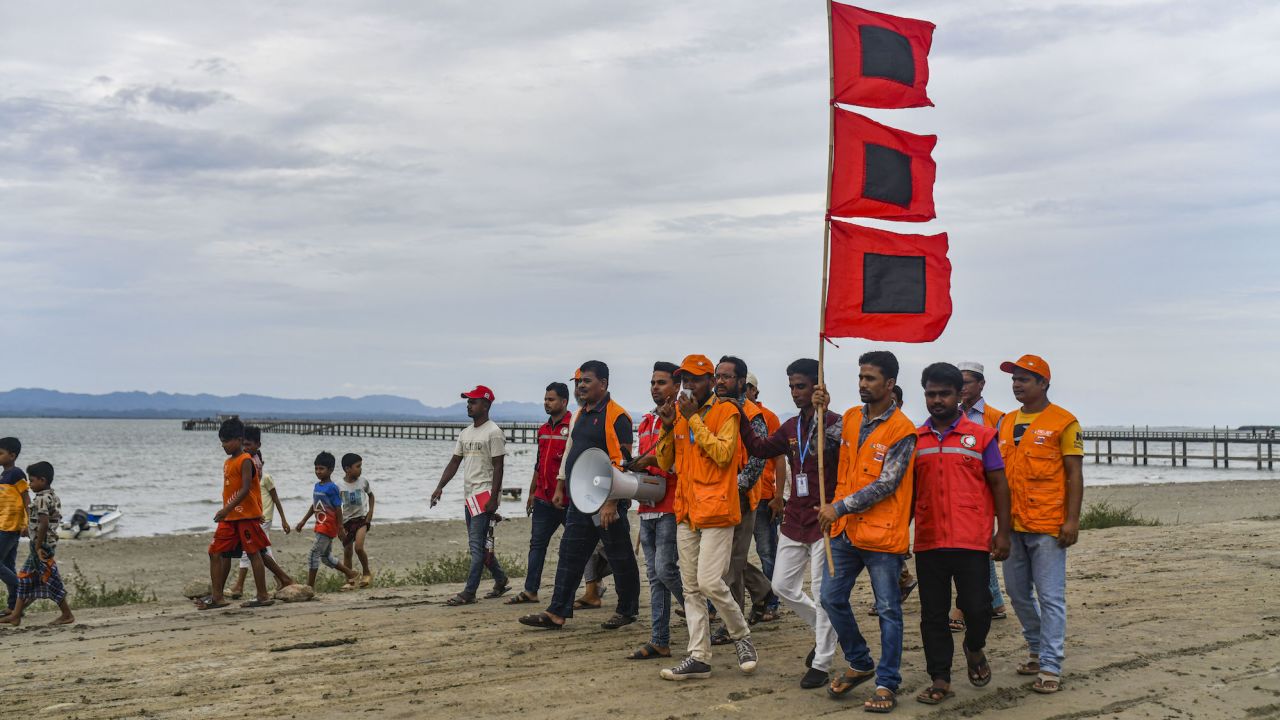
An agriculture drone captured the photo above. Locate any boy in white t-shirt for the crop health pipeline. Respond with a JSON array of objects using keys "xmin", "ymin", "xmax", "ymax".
[
  {"xmin": 431, "ymin": 385, "xmax": 509, "ymax": 606},
  {"xmin": 339, "ymin": 452, "xmax": 375, "ymax": 587}
]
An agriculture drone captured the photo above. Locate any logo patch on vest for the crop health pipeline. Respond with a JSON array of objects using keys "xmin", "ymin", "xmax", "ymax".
[
  {"xmin": 1034, "ymin": 434, "xmax": 1048, "ymax": 445},
  {"xmin": 961, "ymin": 434, "xmax": 976, "ymax": 448},
  {"xmin": 560, "ymin": 427, "xmax": 569, "ymax": 436}
]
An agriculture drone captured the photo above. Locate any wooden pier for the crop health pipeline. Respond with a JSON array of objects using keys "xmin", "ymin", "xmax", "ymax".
[
  {"xmin": 182, "ymin": 417, "xmax": 544, "ymax": 444},
  {"xmin": 1082, "ymin": 427, "xmax": 1277, "ymax": 470}
]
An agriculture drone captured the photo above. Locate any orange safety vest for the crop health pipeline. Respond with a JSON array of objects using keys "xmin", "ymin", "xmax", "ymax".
[
  {"xmin": 980, "ymin": 402, "xmax": 1004, "ymax": 430},
  {"xmin": 594, "ymin": 398, "xmax": 630, "ymax": 467},
  {"xmin": 998, "ymin": 403, "xmax": 1076, "ymax": 535},
  {"xmin": 673, "ymin": 398, "xmax": 742, "ymax": 529},
  {"xmin": 757, "ymin": 403, "xmax": 782, "ymax": 501},
  {"xmin": 831, "ymin": 406, "xmax": 916, "ymax": 554}
]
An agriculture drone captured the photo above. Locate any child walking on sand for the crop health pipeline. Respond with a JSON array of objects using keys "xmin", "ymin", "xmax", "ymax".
[
  {"xmin": 339, "ymin": 453, "xmax": 374, "ymax": 588},
  {"xmin": 0, "ymin": 462, "xmax": 74, "ymax": 626},
  {"xmin": 0, "ymin": 437, "xmax": 29, "ymax": 618},
  {"xmin": 295, "ymin": 452, "xmax": 360, "ymax": 590},
  {"xmin": 198, "ymin": 418, "xmax": 274, "ymax": 610},
  {"xmin": 228, "ymin": 426, "xmax": 293, "ymax": 598}
]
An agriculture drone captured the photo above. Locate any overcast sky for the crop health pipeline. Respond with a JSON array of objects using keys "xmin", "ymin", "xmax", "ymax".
[{"xmin": 2, "ymin": 1, "xmax": 1277, "ymax": 426}]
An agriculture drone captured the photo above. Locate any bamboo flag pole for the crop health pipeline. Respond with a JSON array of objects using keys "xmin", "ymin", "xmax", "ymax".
[{"xmin": 816, "ymin": 0, "xmax": 837, "ymax": 573}]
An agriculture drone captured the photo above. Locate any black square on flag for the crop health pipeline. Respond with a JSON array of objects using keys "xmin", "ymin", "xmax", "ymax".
[
  {"xmin": 863, "ymin": 142, "xmax": 912, "ymax": 208},
  {"xmin": 863, "ymin": 253, "xmax": 925, "ymax": 313},
  {"xmin": 859, "ymin": 25, "xmax": 915, "ymax": 86}
]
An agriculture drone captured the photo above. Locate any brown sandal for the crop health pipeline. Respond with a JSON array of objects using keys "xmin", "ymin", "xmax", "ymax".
[
  {"xmin": 1017, "ymin": 655, "xmax": 1040, "ymax": 676},
  {"xmin": 1033, "ymin": 672, "xmax": 1062, "ymax": 693},
  {"xmin": 915, "ymin": 684, "xmax": 954, "ymax": 705},
  {"xmin": 964, "ymin": 646, "xmax": 992, "ymax": 687},
  {"xmin": 626, "ymin": 642, "xmax": 670, "ymax": 660},
  {"xmin": 864, "ymin": 687, "xmax": 898, "ymax": 713},
  {"xmin": 505, "ymin": 591, "xmax": 538, "ymax": 605},
  {"xmin": 827, "ymin": 667, "xmax": 876, "ymax": 697}
]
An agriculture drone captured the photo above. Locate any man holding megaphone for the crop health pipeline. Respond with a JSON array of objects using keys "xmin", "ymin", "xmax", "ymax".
[
  {"xmin": 517, "ymin": 360, "xmax": 641, "ymax": 632},
  {"xmin": 650, "ymin": 354, "xmax": 759, "ymax": 681}
]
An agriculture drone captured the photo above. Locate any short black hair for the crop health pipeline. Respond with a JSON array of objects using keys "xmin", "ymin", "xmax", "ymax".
[
  {"xmin": 717, "ymin": 356, "xmax": 748, "ymax": 380},
  {"xmin": 858, "ymin": 350, "xmax": 900, "ymax": 381},
  {"xmin": 25, "ymin": 461, "xmax": 53, "ymax": 484},
  {"xmin": 921, "ymin": 362, "xmax": 964, "ymax": 393},
  {"xmin": 653, "ymin": 361, "xmax": 679, "ymax": 377},
  {"xmin": 786, "ymin": 358, "xmax": 820, "ymax": 384},
  {"xmin": 244, "ymin": 425, "xmax": 262, "ymax": 443},
  {"xmin": 315, "ymin": 451, "xmax": 336, "ymax": 470},
  {"xmin": 218, "ymin": 418, "xmax": 245, "ymax": 441},
  {"xmin": 545, "ymin": 382, "xmax": 569, "ymax": 401},
  {"xmin": 579, "ymin": 360, "xmax": 609, "ymax": 382},
  {"xmin": 0, "ymin": 437, "xmax": 21, "ymax": 457},
  {"xmin": 341, "ymin": 452, "xmax": 362, "ymax": 470},
  {"xmin": 892, "ymin": 385, "xmax": 904, "ymax": 406}
]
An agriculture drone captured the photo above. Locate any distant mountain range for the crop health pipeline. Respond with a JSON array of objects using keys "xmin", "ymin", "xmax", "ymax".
[{"xmin": 0, "ymin": 388, "xmax": 548, "ymax": 421}]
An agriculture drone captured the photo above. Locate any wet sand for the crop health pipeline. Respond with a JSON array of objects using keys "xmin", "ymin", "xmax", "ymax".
[{"xmin": 4, "ymin": 478, "xmax": 1279, "ymax": 719}]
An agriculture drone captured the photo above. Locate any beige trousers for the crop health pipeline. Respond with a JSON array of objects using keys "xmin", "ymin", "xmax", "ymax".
[{"xmin": 677, "ymin": 522, "xmax": 750, "ymax": 662}]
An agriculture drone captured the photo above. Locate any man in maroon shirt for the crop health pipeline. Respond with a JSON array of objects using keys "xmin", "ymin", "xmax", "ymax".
[
  {"xmin": 739, "ymin": 358, "xmax": 843, "ymax": 690},
  {"xmin": 507, "ymin": 382, "xmax": 571, "ymax": 605}
]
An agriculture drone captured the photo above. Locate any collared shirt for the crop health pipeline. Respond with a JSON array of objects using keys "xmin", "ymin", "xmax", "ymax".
[
  {"xmin": 740, "ymin": 407, "xmax": 842, "ymax": 544},
  {"xmin": 835, "ymin": 401, "xmax": 917, "ymax": 516},
  {"xmin": 564, "ymin": 393, "xmax": 633, "ymax": 477},
  {"xmin": 962, "ymin": 398, "xmax": 992, "ymax": 427}
]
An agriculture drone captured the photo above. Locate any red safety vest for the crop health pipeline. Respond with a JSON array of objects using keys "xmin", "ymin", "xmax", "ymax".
[
  {"xmin": 534, "ymin": 411, "xmax": 572, "ymax": 503},
  {"xmin": 912, "ymin": 416, "xmax": 997, "ymax": 553},
  {"xmin": 637, "ymin": 413, "xmax": 677, "ymax": 514}
]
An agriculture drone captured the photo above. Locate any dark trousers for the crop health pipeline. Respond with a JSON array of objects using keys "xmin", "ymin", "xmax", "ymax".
[
  {"xmin": 546, "ymin": 502, "xmax": 640, "ymax": 619},
  {"xmin": 0, "ymin": 530, "xmax": 20, "ymax": 611},
  {"xmin": 523, "ymin": 499, "xmax": 565, "ymax": 595},
  {"xmin": 916, "ymin": 549, "xmax": 993, "ymax": 683}
]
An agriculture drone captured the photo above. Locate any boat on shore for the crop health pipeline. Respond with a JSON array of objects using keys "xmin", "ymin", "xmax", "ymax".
[{"xmin": 58, "ymin": 505, "xmax": 123, "ymax": 540}]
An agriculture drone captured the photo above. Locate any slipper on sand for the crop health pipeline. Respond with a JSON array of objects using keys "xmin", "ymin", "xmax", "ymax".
[
  {"xmin": 505, "ymin": 591, "xmax": 539, "ymax": 605},
  {"xmin": 240, "ymin": 599, "xmax": 275, "ymax": 609},
  {"xmin": 195, "ymin": 596, "xmax": 230, "ymax": 610}
]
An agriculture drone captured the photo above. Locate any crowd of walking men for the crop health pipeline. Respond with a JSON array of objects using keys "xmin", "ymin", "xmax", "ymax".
[{"xmin": 440, "ymin": 350, "xmax": 1083, "ymax": 713}]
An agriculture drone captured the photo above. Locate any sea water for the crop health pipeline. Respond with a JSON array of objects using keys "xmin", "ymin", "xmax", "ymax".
[{"xmin": 0, "ymin": 418, "xmax": 1271, "ymax": 537}]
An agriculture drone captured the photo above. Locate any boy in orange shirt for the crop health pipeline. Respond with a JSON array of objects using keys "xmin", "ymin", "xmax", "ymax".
[{"xmin": 197, "ymin": 418, "xmax": 273, "ymax": 610}]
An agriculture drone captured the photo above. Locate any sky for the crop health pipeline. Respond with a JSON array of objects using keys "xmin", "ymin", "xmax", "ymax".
[{"xmin": 1, "ymin": 0, "xmax": 1277, "ymax": 426}]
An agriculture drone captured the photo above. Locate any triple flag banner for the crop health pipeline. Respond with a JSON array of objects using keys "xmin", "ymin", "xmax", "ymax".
[
  {"xmin": 830, "ymin": 107, "xmax": 937, "ymax": 222},
  {"xmin": 823, "ymin": 220, "xmax": 951, "ymax": 343},
  {"xmin": 831, "ymin": 3, "xmax": 935, "ymax": 109}
]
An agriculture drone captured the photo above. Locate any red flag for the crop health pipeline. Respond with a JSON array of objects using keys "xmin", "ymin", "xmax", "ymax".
[
  {"xmin": 824, "ymin": 220, "xmax": 951, "ymax": 342},
  {"xmin": 830, "ymin": 108, "xmax": 936, "ymax": 222},
  {"xmin": 831, "ymin": 3, "xmax": 935, "ymax": 109}
]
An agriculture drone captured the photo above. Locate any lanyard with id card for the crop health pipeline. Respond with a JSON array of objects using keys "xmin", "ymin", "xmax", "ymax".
[{"xmin": 794, "ymin": 415, "xmax": 817, "ymax": 497}]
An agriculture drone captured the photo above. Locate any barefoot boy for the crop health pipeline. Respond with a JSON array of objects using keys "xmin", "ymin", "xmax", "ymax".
[
  {"xmin": 295, "ymin": 452, "xmax": 360, "ymax": 590},
  {"xmin": 339, "ymin": 453, "xmax": 374, "ymax": 587},
  {"xmin": 228, "ymin": 425, "xmax": 292, "ymax": 598},
  {"xmin": 201, "ymin": 418, "xmax": 273, "ymax": 610},
  {"xmin": 0, "ymin": 461, "xmax": 73, "ymax": 626}
]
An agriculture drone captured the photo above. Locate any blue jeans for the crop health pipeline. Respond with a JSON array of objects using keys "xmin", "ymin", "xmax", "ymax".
[
  {"xmin": 464, "ymin": 508, "xmax": 508, "ymax": 597},
  {"xmin": 819, "ymin": 534, "xmax": 904, "ymax": 691},
  {"xmin": 0, "ymin": 530, "xmax": 20, "ymax": 611},
  {"xmin": 988, "ymin": 556, "xmax": 1005, "ymax": 609},
  {"xmin": 523, "ymin": 499, "xmax": 565, "ymax": 595},
  {"xmin": 546, "ymin": 503, "xmax": 640, "ymax": 619},
  {"xmin": 639, "ymin": 513, "xmax": 683, "ymax": 648},
  {"xmin": 1002, "ymin": 531, "xmax": 1068, "ymax": 675},
  {"xmin": 752, "ymin": 500, "xmax": 779, "ymax": 581}
]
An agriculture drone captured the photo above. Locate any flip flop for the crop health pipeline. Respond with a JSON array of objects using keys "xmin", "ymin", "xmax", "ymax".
[
  {"xmin": 445, "ymin": 593, "xmax": 476, "ymax": 606},
  {"xmin": 240, "ymin": 599, "xmax": 275, "ymax": 609},
  {"xmin": 517, "ymin": 612, "xmax": 563, "ymax": 630},
  {"xmin": 359, "ymin": 574, "xmax": 373, "ymax": 588},
  {"xmin": 573, "ymin": 598, "xmax": 602, "ymax": 610},
  {"xmin": 1017, "ymin": 656, "xmax": 1041, "ymax": 676},
  {"xmin": 864, "ymin": 687, "xmax": 898, "ymax": 713},
  {"xmin": 483, "ymin": 584, "xmax": 511, "ymax": 599},
  {"xmin": 601, "ymin": 613, "xmax": 636, "ymax": 630},
  {"xmin": 949, "ymin": 617, "xmax": 966, "ymax": 633},
  {"xmin": 227, "ymin": 590, "xmax": 243, "ymax": 600},
  {"xmin": 827, "ymin": 668, "xmax": 876, "ymax": 698},
  {"xmin": 965, "ymin": 646, "xmax": 992, "ymax": 687},
  {"xmin": 915, "ymin": 685, "xmax": 954, "ymax": 705},
  {"xmin": 626, "ymin": 643, "xmax": 671, "ymax": 660},
  {"xmin": 339, "ymin": 580, "xmax": 358, "ymax": 592},
  {"xmin": 196, "ymin": 596, "xmax": 231, "ymax": 611},
  {"xmin": 505, "ymin": 591, "xmax": 539, "ymax": 605}
]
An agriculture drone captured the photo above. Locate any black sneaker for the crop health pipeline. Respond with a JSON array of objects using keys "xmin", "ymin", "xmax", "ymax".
[
  {"xmin": 800, "ymin": 667, "xmax": 829, "ymax": 689},
  {"xmin": 735, "ymin": 637, "xmax": 758, "ymax": 674},
  {"xmin": 660, "ymin": 656, "xmax": 712, "ymax": 681},
  {"xmin": 710, "ymin": 625, "xmax": 732, "ymax": 646},
  {"xmin": 805, "ymin": 645, "xmax": 816, "ymax": 668}
]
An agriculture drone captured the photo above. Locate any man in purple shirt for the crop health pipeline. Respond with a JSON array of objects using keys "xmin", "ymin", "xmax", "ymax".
[{"xmin": 739, "ymin": 358, "xmax": 843, "ymax": 690}]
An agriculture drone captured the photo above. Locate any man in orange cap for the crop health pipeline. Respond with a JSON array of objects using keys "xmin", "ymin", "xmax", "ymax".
[
  {"xmin": 997, "ymin": 354, "xmax": 1083, "ymax": 694},
  {"xmin": 652, "ymin": 354, "xmax": 758, "ymax": 680}
]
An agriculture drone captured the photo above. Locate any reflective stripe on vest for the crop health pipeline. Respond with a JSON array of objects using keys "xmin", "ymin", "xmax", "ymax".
[
  {"xmin": 915, "ymin": 446, "xmax": 984, "ymax": 461},
  {"xmin": 913, "ymin": 417, "xmax": 997, "ymax": 553}
]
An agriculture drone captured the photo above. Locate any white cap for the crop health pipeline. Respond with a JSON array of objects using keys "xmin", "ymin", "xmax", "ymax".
[
  {"xmin": 956, "ymin": 362, "xmax": 984, "ymax": 375},
  {"xmin": 745, "ymin": 372, "xmax": 760, "ymax": 388}
]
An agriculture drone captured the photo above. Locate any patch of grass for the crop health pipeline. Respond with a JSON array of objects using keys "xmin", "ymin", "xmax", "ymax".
[
  {"xmin": 0, "ymin": 562, "xmax": 156, "ymax": 612},
  {"xmin": 1080, "ymin": 500, "xmax": 1161, "ymax": 530},
  {"xmin": 299, "ymin": 552, "xmax": 527, "ymax": 594}
]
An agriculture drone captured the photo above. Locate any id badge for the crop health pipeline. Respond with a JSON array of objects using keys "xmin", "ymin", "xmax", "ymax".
[{"xmin": 795, "ymin": 472, "xmax": 810, "ymax": 498}]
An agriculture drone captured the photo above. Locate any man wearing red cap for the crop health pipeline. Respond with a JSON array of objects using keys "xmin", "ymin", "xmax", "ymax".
[
  {"xmin": 653, "ymin": 354, "xmax": 758, "ymax": 680},
  {"xmin": 997, "ymin": 355, "xmax": 1083, "ymax": 694},
  {"xmin": 430, "ymin": 385, "xmax": 509, "ymax": 606}
]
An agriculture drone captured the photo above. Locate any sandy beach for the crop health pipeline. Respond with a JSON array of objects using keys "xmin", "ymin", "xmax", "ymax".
[{"xmin": 4, "ymin": 478, "xmax": 1279, "ymax": 719}]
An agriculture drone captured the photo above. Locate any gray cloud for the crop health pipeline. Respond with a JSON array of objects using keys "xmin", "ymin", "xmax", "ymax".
[{"xmin": 111, "ymin": 84, "xmax": 232, "ymax": 113}]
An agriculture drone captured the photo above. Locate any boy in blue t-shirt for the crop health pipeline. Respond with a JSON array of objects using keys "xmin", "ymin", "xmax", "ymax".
[{"xmin": 294, "ymin": 452, "xmax": 360, "ymax": 590}]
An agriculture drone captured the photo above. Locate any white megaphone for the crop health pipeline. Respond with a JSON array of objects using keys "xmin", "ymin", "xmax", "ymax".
[{"xmin": 569, "ymin": 447, "xmax": 667, "ymax": 515}]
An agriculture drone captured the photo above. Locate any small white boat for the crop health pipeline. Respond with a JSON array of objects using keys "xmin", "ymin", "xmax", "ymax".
[{"xmin": 58, "ymin": 504, "xmax": 123, "ymax": 540}]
